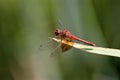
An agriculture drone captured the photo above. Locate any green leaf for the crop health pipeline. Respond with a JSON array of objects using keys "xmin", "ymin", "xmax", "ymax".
[{"xmin": 51, "ymin": 38, "xmax": 120, "ymax": 58}]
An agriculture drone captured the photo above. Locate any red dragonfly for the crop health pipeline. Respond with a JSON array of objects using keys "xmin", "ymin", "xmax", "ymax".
[
  {"xmin": 40, "ymin": 20, "xmax": 96, "ymax": 56},
  {"xmin": 54, "ymin": 28, "xmax": 96, "ymax": 46}
]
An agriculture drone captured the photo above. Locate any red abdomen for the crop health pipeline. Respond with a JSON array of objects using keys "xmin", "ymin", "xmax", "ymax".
[{"xmin": 68, "ymin": 35, "xmax": 96, "ymax": 46}]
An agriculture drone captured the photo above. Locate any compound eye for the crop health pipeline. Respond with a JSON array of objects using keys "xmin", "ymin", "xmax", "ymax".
[{"xmin": 55, "ymin": 29, "xmax": 61, "ymax": 36}]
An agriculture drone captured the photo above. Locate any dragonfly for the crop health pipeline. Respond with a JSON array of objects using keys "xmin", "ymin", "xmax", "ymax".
[{"xmin": 40, "ymin": 20, "xmax": 96, "ymax": 57}]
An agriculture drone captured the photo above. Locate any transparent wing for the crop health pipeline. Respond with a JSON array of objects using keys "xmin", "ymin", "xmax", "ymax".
[
  {"xmin": 57, "ymin": 19, "xmax": 69, "ymax": 32},
  {"xmin": 39, "ymin": 39, "xmax": 57, "ymax": 50},
  {"xmin": 50, "ymin": 42, "xmax": 73, "ymax": 57},
  {"xmin": 50, "ymin": 43, "xmax": 62, "ymax": 57},
  {"xmin": 57, "ymin": 19, "xmax": 66, "ymax": 29},
  {"xmin": 39, "ymin": 39, "xmax": 62, "ymax": 57}
]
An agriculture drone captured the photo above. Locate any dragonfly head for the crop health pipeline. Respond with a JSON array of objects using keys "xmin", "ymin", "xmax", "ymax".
[{"xmin": 55, "ymin": 29, "xmax": 61, "ymax": 36}]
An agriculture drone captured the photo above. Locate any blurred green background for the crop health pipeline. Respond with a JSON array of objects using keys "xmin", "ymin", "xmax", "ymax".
[{"xmin": 0, "ymin": 0, "xmax": 120, "ymax": 80}]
